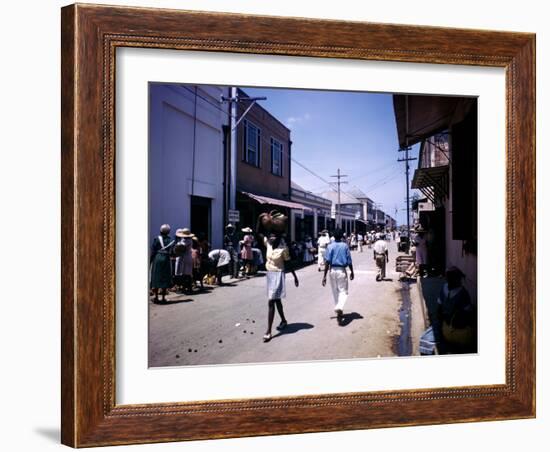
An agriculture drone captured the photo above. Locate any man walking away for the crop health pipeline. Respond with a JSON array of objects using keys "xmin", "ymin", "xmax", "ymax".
[
  {"xmin": 373, "ymin": 233, "xmax": 389, "ymax": 281},
  {"xmin": 322, "ymin": 228, "xmax": 354, "ymax": 325},
  {"xmin": 317, "ymin": 230, "xmax": 330, "ymax": 272}
]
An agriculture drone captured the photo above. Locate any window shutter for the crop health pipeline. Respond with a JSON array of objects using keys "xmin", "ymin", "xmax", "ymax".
[
  {"xmin": 451, "ymin": 106, "xmax": 477, "ymax": 242},
  {"xmin": 280, "ymin": 143, "xmax": 283, "ymax": 176},
  {"xmin": 243, "ymin": 120, "xmax": 248, "ymax": 161},
  {"xmin": 257, "ymin": 128, "xmax": 261, "ymax": 167}
]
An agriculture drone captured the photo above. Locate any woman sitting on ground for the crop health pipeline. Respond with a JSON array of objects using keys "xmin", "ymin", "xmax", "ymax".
[{"xmin": 434, "ymin": 266, "xmax": 477, "ymax": 354}]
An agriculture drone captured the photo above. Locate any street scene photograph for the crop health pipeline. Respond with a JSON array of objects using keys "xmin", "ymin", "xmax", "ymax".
[{"xmin": 147, "ymin": 83, "xmax": 478, "ymax": 367}]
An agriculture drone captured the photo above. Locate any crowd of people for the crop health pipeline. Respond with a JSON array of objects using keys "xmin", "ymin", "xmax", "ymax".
[
  {"xmin": 149, "ymin": 222, "xmax": 396, "ymax": 303},
  {"xmin": 150, "ymin": 220, "xmax": 476, "ymax": 354}
]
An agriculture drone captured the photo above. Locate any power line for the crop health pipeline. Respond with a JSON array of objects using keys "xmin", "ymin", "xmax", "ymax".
[
  {"xmin": 179, "ymin": 84, "xmax": 398, "ymax": 210},
  {"xmin": 180, "ymin": 85, "xmax": 233, "ymax": 117},
  {"xmin": 180, "ymin": 85, "xmax": 337, "ymax": 194},
  {"xmin": 345, "ymin": 160, "xmax": 399, "ymax": 184}
]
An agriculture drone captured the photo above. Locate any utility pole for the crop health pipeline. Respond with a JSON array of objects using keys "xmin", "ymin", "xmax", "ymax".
[
  {"xmin": 373, "ymin": 202, "xmax": 383, "ymax": 230},
  {"xmin": 221, "ymin": 89, "xmax": 267, "ymax": 214},
  {"xmin": 330, "ymin": 168, "xmax": 348, "ymax": 228},
  {"xmin": 228, "ymin": 87, "xmax": 238, "ymax": 212},
  {"xmin": 398, "ymin": 147, "xmax": 417, "ymax": 237},
  {"xmin": 398, "ymin": 95, "xmax": 416, "ymax": 241}
]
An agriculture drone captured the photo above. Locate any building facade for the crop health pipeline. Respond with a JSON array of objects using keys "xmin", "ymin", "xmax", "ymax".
[
  {"xmin": 394, "ymin": 94, "xmax": 477, "ymax": 300},
  {"xmin": 234, "ymin": 89, "xmax": 307, "ymax": 232},
  {"xmin": 149, "ymin": 84, "xmax": 229, "ymax": 249},
  {"xmin": 317, "ymin": 190, "xmax": 367, "ymax": 235},
  {"xmin": 290, "ymin": 182, "xmax": 333, "ymax": 241}
]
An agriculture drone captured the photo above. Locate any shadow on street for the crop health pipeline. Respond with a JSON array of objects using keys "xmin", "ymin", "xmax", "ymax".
[
  {"xmin": 273, "ymin": 322, "xmax": 314, "ymax": 338},
  {"xmin": 154, "ymin": 298, "xmax": 194, "ymax": 305},
  {"xmin": 338, "ymin": 311, "xmax": 364, "ymax": 327}
]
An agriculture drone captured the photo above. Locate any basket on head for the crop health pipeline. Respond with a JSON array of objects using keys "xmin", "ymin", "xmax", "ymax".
[{"xmin": 257, "ymin": 210, "xmax": 288, "ymax": 233}]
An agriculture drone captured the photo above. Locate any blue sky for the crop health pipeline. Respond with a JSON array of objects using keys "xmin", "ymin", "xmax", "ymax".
[{"xmin": 244, "ymin": 87, "xmax": 417, "ymax": 225}]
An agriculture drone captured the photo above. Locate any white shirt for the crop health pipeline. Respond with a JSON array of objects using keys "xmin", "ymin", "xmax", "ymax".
[
  {"xmin": 208, "ymin": 249, "xmax": 231, "ymax": 267},
  {"xmin": 373, "ymin": 239, "xmax": 388, "ymax": 255},
  {"xmin": 318, "ymin": 235, "xmax": 330, "ymax": 249}
]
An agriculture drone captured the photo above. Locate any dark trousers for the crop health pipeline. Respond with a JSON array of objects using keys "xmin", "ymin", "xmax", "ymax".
[{"xmin": 375, "ymin": 254, "xmax": 386, "ymax": 280}]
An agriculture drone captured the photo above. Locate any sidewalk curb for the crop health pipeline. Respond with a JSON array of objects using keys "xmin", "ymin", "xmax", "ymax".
[{"xmin": 416, "ymin": 276, "xmax": 429, "ymax": 330}]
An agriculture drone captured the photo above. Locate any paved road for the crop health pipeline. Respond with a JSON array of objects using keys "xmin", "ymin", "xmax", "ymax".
[{"xmin": 149, "ymin": 240, "xmax": 421, "ymax": 367}]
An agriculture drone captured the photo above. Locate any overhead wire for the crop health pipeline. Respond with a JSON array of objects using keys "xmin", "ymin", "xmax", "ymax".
[{"xmin": 179, "ymin": 84, "xmax": 400, "ymax": 207}]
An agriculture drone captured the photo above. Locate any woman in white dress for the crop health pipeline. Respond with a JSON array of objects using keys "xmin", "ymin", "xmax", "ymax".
[{"xmin": 302, "ymin": 235, "xmax": 315, "ymax": 264}]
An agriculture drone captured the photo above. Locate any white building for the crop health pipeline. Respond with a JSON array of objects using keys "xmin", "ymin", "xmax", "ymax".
[
  {"xmin": 317, "ymin": 190, "xmax": 365, "ymax": 234},
  {"xmin": 149, "ymin": 84, "xmax": 230, "ymax": 248}
]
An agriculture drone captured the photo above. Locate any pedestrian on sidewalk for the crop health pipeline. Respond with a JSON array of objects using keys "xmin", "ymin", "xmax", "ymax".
[
  {"xmin": 262, "ymin": 233, "xmax": 299, "ymax": 342},
  {"xmin": 191, "ymin": 236, "xmax": 204, "ymax": 291},
  {"xmin": 317, "ymin": 229, "xmax": 330, "ymax": 272},
  {"xmin": 207, "ymin": 248, "xmax": 231, "ymax": 285},
  {"xmin": 350, "ymin": 232, "xmax": 358, "ymax": 251},
  {"xmin": 302, "ymin": 235, "xmax": 315, "ymax": 264},
  {"xmin": 223, "ymin": 224, "xmax": 240, "ymax": 279},
  {"xmin": 413, "ymin": 226, "xmax": 428, "ymax": 277},
  {"xmin": 357, "ymin": 232, "xmax": 364, "ymax": 252},
  {"xmin": 322, "ymin": 228, "xmax": 354, "ymax": 325},
  {"xmin": 174, "ymin": 228, "xmax": 194, "ymax": 294},
  {"xmin": 240, "ymin": 227, "xmax": 254, "ymax": 276},
  {"xmin": 150, "ymin": 224, "xmax": 175, "ymax": 304},
  {"xmin": 373, "ymin": 233, "xmax": 389, "ymax": 281}
]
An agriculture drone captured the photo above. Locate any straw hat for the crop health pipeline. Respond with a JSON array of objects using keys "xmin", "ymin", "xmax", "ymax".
[
  {"xmin": 175, "ymin": 228, "xmax": 193, "ymax": 238},
  {"xmin": 241, "ymin": 227, "xmax": 253, "ymax": 233}
]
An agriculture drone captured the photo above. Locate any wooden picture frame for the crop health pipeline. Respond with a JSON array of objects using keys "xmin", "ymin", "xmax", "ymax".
[{"xmin": 61, "ymin": 3, "xmax": 535, "ymax": 447}]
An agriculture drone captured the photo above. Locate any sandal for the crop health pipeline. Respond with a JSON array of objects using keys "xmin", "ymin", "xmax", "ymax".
[
  {"xmin": 262, "ymin": 333, "xmax": 272, "ymax": 343},
  {"xmin": 276, "ymin": 321, "xmax": 288, "ymax": 331}
]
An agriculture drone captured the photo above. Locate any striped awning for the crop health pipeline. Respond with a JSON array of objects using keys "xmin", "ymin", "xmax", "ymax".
[
  {"xmin": 411, "ymin": 165, "xmax": 449, "ymax": 203},
  {"xmin": 240, "ymin": 191, "xmax": 312, "ymax": 211}
]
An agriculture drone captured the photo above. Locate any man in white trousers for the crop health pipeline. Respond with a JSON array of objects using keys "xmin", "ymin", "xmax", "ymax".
[
  {"xmin": 317, "ymin": 229, "xmax": 331, "ymax": 272},
  {"xmin": 373, "ymin": 232, "xmax": 389, "ymax": 281},
  {"xmin": 322, "ymin": 228, "xmax": 354, "ymax": 325}
]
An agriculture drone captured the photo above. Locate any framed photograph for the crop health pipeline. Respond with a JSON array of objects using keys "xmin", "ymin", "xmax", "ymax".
[{"xmin": 61, "ymin": 3, "xmax": 535, "ymax": 447}]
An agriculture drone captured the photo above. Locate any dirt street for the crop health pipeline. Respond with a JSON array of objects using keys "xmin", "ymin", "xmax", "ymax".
[{"xmin": 149, "ymin": 240, "xmax": 424, "ymax": 367}]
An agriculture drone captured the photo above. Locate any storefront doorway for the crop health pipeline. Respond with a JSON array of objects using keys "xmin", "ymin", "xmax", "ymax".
[{"xmin": 191, "ymin": 195, "xmax": 211, "ymax": 243}]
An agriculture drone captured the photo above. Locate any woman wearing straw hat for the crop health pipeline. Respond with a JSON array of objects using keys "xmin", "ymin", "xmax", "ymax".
[
  {"xmin": 240, "ymin": 226, "xmax": 254, "ymax": 276},
  {"xmin": 150, "ymin": 224, "xmax": 175, "ymax": 304},
  {"xmin": 174, "ymin": 228, "xmax": 194, "ymax": 294}
]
